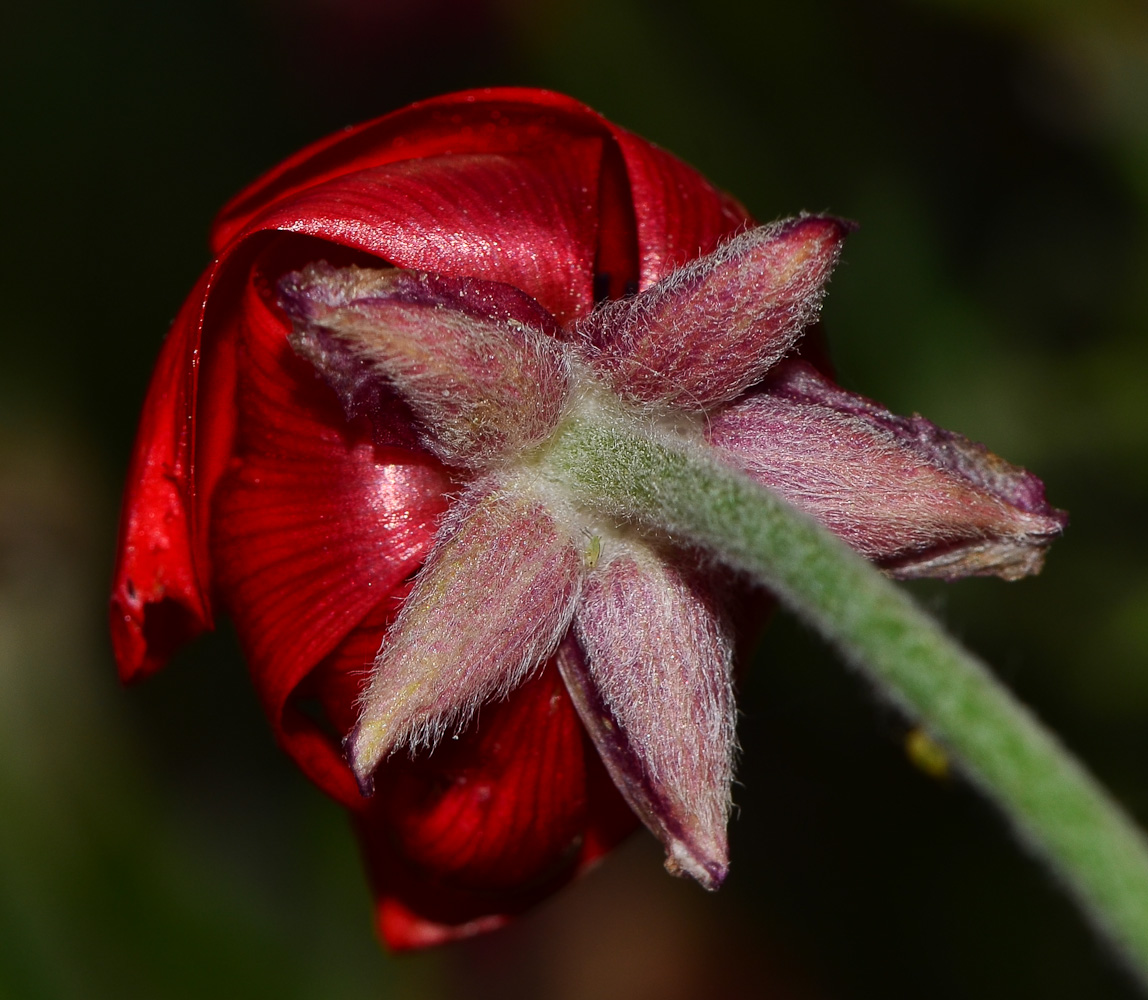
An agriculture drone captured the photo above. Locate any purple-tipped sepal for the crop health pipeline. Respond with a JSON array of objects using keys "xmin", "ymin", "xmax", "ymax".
[
  {"xmin": 577, "ymin": 216, "xmax": 851, "ymax": 409},
  {"xmin": 348, "ymin": 480, "xmax": 583, "ymax": 787},
  {"xmin": 279, "ymin": 263, "xmax": 569, "ymax": 468},
  {"xmin": 559, "ymin": 541, "xmax": 736, "ymax": 888},
  {"xmin": 708, "ymin": 359, "xmax": 1068, "ymax": 579}
]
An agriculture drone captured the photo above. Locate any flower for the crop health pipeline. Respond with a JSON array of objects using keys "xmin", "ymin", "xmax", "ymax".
[{"xmin": 110, "ymin": 88, "xmax": 1067, "ymax": 950}]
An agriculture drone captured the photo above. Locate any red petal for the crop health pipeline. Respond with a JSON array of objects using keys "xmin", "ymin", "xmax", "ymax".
[
  {"xmin": 235, "ymin": 148, "xmax": 603, "ymax": 324},
  {"xmin": 610, "ymin": 127, "xmax": 752, "ymax": 287},
  {"xmin": 214, "ymin": 89, "xmax": 751, "ymax": 317},
  {"xmin": 109, "ymin": 269, "xmax": 225, "ymax": 681},
  {"xmin": 285, "ymin": 587, "xmax": 412, "ymax": 808},
  {"xmin": 210, "ymin": 246, "xmax": 451, "ymax": 781},
  {"xmin": 354, "ymin": 662, "xmax": 600, "ymax": 949},
  {"xmin": 593, "ymin": 140, "xmax": 641, "ymax": 302},
  {"xmin": 112, "ymin": 90, "xmax": 747, "ymax": 942},
  {"xmin": 211, "ymin": 89, "xmax": 619, "ymax": 252}
]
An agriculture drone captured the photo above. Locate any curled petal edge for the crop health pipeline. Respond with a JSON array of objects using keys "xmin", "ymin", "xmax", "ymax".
[{"xmin": 110, "ymin": 270, "xmax": 218, "ymax": 681}]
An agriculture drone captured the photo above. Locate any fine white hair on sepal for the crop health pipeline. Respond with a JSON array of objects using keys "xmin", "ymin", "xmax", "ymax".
[
  {"xmin": 280, "ymin": 262, "xmax": 571, "ymax": 469},
  {"xmin": 707, "ymin": 360, "xmax": 1067, "ymax": 581},
  {"xmin": 560, "ymin": 537, "xmax": 737, "ymax": 889},
  {"xmin": 575, "ymin": 216, "xmax": 851, "ymax": 410},
  {"xmin": 348, "ymin": 476, "xmax": 582, "ymax": 788}
]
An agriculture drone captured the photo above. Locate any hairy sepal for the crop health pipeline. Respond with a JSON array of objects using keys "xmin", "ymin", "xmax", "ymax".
[
  {"xmin": 349, "ymin": 481, "xmax": 582, "ymax": 789},
  {"xmin": 578, "ymin": 216, "xmax": 851, "ymax": 409},
  {"xmin": 279, "ymin": 263, "xmax": 569, "ymax": 468},
  {"xmin": 560, "ymin": 541, "xmax": 735, "ymax": 889},
  {"xmin": 708, "ymin": 360, "xmax": 1068, "ymax": 580}
]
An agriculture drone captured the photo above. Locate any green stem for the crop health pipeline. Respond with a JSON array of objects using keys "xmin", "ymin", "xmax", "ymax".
[{"xmin": 546, "ymin": 413, "xmax": 1148, "ymax": 986}]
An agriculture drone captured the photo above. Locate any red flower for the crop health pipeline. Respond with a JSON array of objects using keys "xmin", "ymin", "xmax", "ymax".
[
  {"xmin": 110, "ymin": 88, "xmax": 757, "ymax": 948},
  {"xmin": 111, "ymin": 88, "xmax": 1065, "ymax": 949}
]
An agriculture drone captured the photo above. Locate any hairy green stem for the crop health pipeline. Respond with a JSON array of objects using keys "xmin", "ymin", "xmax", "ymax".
[{"xmin": 546, "ymin": 413, "xmax": 1148, "ymax": 986}]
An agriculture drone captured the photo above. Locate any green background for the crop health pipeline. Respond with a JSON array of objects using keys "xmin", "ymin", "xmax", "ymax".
[{"xmin": 3, "ymin": 0, "xmax": 1148, "ymax": 996}]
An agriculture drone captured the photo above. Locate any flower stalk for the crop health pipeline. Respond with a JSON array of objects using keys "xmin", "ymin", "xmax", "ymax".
[{"xmin": 544, "ymin": 410, "xmax": 1148, "ymax": 985}]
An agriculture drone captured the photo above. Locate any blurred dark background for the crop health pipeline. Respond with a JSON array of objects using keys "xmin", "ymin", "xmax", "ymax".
[{"xmin": 3, "ymin": 0, "xmax": 1148, "ymax": 997}]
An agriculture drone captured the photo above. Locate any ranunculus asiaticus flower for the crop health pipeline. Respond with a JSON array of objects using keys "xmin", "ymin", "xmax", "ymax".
[{"xmin": 110, "ymin": 87, "xmax": 1066, "ymax": 949}]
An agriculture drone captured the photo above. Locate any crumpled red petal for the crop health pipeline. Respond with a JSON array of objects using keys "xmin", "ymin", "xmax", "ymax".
[
  {"xmin": 212, "ymin": 89, "xmax": 621, "ymax": 253},
  {"xmin": 212, "ymin": 88, "xmax": 751, "ymax": 302},
  {"xmin": 285, "ymin": 587, "xmax": 411, "ymax": 808},
  {"xmin": 111, "ymin": 89, "xmax": 756, "ymax": 949},
  {"xmin": 109, "ymin": 268, "xmax": 231, "ymax": 681},
  {"xmin": 610, "ymin": 127, "xmax": 751, "ymax": 287},
  {"xmin": 305, "ymin": 582, "xmax": 406, "ymax": 739},
  {"xmin": 353, "ymin": 660, "xmax": 633, "ymax": 950},
  {"xmin": 232, "ymin": 148, "xmax": 604, "ymax": 325},
  {"xmin": 210, "ymin": 246, "xmax": 451, "ymax": 795}
]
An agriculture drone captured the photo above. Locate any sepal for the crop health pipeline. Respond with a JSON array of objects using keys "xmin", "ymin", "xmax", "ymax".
[
  {"xmin": 578, "ymin": 217, "xmax": 850, "ymax": 409},
  {"xmin": 349, "ymin": 481, "xmax": 583, "ymax": 787},
  {"xmin": 708, "ymin": 360, "xmax": 1068, "ymax": 579},
  {"xmin": 560, "ymin": 542, "xmax": 735, "ymax": 888},
  {"xmin": 280, "ymin": 264, "xmax": 569, "ymax": 468}
]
